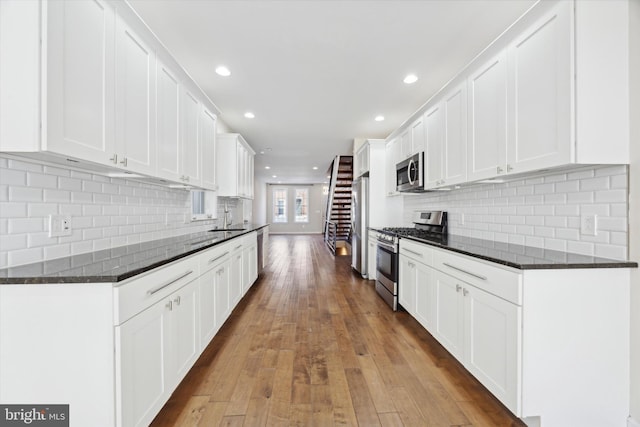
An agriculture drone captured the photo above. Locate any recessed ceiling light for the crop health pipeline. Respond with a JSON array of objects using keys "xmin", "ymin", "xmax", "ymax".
[
  {"xmin": 403, "ymin": 74, "xmax": 418, "ymax": 84},
  {"xmin": 215, "ymin": 65, "xmax": 231, "ymax": 77},
  {"xmin": 244, "ymin": 112, "xmax": 255, "ymax": 119},
  {"xmin": 375, "ymin": 115, "xmax": 385, "ymax": 122},
  {"xmin": 327, "ymin": 175, "xmax": 331, "ymax": 179},
  {"xmin": 312, "ymin": 166, "xmax": 318, "ymax": 170},
  {"xmin": 265, "ymin": 166, "xmax": 271, "ymax": 170},
  {"xmin": 272, "ymin": 175, "xmax": 277, "ymax": 178}
]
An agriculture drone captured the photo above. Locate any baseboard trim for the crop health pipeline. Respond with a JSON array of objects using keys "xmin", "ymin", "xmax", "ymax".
[{"xmin": 629, "ymin": 416, "xmax": 640, "ymax": 427}]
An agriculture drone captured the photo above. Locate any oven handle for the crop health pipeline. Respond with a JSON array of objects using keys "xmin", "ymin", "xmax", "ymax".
[{"xmin": 377, "ymin": 241, "xmax": 397, "ymax": 253}]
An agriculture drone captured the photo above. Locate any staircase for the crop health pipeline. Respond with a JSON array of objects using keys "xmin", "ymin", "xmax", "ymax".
[{"xmin": 324, "ymin": 156, "xmax": 354, "ymax": 255}]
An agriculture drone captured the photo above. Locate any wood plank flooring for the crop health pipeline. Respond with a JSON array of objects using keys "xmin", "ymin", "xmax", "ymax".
[{"xmin": 150, "ymin": 234, "xmax": 525, "ymax": 427}]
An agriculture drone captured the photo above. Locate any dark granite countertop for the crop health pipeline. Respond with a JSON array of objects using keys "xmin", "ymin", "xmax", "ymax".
[
  {"xmin": 0, "ymin": 224, "xmax": 268, "ymax": 284},
  {"xmin": 369, "ymin": 227, "xmax": 637, "ymax": 270}
]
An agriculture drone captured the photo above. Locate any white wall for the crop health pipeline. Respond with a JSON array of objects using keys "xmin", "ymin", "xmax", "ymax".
[
  {"xmin": 403, "ymin": 165, "xmax": 629, "ymax": 260},
  {"xmin": 266, "ymin": 184, "xmax": 324, "ymax": 234},
  {"xmin": 629, "ymin": 0, "xmax": 640, "ymax": 422}
]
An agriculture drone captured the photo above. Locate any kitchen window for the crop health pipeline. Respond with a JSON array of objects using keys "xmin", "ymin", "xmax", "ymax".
[
  {"xmin": 273, "ymin": 188, "xmax": 288, "ymax": 223},
  {"xmin": 294, "ymin": 188, "xmax": 309, "ymax": 223}
]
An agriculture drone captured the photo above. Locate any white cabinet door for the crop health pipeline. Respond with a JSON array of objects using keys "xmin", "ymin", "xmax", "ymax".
[
  {"xmin": 200, "ymin": 108, "xmax": 217, "ymax": 190},
  {"xmin": 398, "ymin": 255, "xmax": 417, "ymax": 316},
  {"xmin": 243, "ymin": 243, "xmax": 258, "ymax": 294},
  {"xmin": 507, "ymin": 1, "xmax": 572, "ymax": 174},
  {"xmin": 215, "ymin": 260, "xmax": 231, "ymax": 327},
  {"xmin": 385, "ymin": 138, "xmax": 400, "ymax": 197},
  {"xmin": 216, "ymin": 134, "xmax": 255, "ymax": 198},
  {"xmin": 410, "ymin": 115, "xmax": 425, "ymax": 155},
  {"xmin": 198, "ymin": 269, "xmax": 217, "ymax": 348},
  {"xmin": 424, "ymin": 104, "xmax": 444, "ymax": 188},
  {"xmin": 399, "ymin": 129, "xmax": 411, "ymax": 161},
  {"xmin": 46, "ymin": 0, "xmax": 115, "ymax": 164},
  {"xmin": 114, "ymin": 14, "xmax": 156, "ymax": 175},
  {"xmin": 433, "ymin": 270, "xmax": 464, "ymax": 360},
  {"xmin": 463, "ymin": 284, "xmax": 521, "ymax": 415},
  {"xmin": 156, "ymin": 61, "xmax": 181, "ymax": 182},
  {"xmin": 169, "ymin": 279, "xmax": 199, "ymax": 385},
  {"xmin": 443, "ymin": 84, "xmax": 468, "ymax": 186},
  {"xmin": 367, "ymin": 236, "xmax": 378, "ymax": 280},
  {"xmin": 467, "ymin": 52, "xmax": 508, "ymax": 182},
  {"xmin": 116, "ymin": 297, "xmax": 170, "ymax": 427},
  {"xmin": 181, "ymin": 89, "xmax": 201, "ymax": 186},
  {"xmin": 414, "ymin": 262, "xmax": 435, "ymax": 331},
  {"xmin": 230, "ymin": 248, "xmax": 243, "ymax": 307}
]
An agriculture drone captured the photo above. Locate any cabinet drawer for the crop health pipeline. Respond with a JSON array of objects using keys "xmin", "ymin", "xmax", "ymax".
[
  {"xmin": 432, "ymin": 248, "xmax": 522, "ymax": 305},
  {"xmin": 200, "ymin": 241, "xmax": 232, "ymax": 272},
  {"xmin": 114, "ymin": 255, "xmax": 200, "ymax": 324},
  {"xmin": 400, "ymin": 238, "xmax": 434, "ymax": 265}
]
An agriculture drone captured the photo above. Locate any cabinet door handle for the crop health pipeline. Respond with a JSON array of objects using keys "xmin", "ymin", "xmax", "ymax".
[
  {"xmin": 497, "ymin": 166, "xmax": 504, "ymax": 174},
  {"xmin": 507, "ymin": 164, "xmax": 513, "ymax": 172},
  {"xmin": 234, "ymin": 244, "xmax": 242, "ymax": 250},
  {"xmin": 166, "ymin": 301, "xmax": 173, "ymax": 311},
  {"xmin": 443, "ymin": 263, "xmax": 487, "ymax": 281},
  {"xmin": 208, "ymin": 252, "xmax": 229, "ymax": 264},
  {"xmin": 147, "ymin": 270, "xmax": 194, "ymax": 295},
  {"xmin": 463, "ymin": 288, "xmax": 469, "ymax": 296},
  {"xmin": 119, "ymin": 157, "xmax": 128, "ymax": 167},
  {"xmin": 404, "ymin": 248, "xmax": 423, "ymax": 257},
  {"xmin": 217, "ymin": 267, "xmax": 225, "ymax": 275},
  {"xmin": 110, "ymin": 154, "xmax": 118, "ymax": 164},
  {"xmin": 174, "ymin": 296, "xmax": 181, "ymax": 306},
  {"xmin": 408, "ymin": 262, "xmax": 415, "ymax": 268},
  {"xmin": 456, "ymin": 284, "xmax": 462, "ymax": 292}
]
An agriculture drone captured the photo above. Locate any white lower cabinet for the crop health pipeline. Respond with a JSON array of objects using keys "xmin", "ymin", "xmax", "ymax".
[
  {"xmin": 243, "ymin": 239, "xmax": 258, "ymax": 294},
  {"xmin": 367, "ymin": 232, "xmax": 378, "ymax": 281},
  {"xmin": 116, "ymin": 278, "xmax": 199, "ymax": 427},
  {"xmin": 230, "ymin": 242, "xmax": 244, "ymax": 307}
]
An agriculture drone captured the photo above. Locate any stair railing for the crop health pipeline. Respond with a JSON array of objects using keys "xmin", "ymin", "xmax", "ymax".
[{"xmin": 323, "ymin": 155, "xmax": 340, "ymax": 241}]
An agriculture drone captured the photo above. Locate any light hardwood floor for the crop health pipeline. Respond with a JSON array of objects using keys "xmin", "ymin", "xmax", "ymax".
[{"xmin": 150, "ymin": 234, "xmax": 525, "ymax": 426}]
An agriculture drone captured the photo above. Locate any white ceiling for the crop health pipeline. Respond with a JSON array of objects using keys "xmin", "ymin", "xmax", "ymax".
[{"xmin": 128, "ymin": 0, "xmax": 537, "ymax": 184}]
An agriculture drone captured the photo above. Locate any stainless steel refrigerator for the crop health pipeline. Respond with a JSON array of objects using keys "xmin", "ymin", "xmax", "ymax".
[{"xmin": 351, "ymin": 176, "xmax": 368, "ymax": 278}]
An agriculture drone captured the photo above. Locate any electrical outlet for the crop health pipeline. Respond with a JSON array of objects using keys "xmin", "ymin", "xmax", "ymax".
[
  {"xmin": 49, "ymin": 215, "xmax": 72, "ymax": 237},
  {"xmin": 580, "ymin": 214, "xmax": 597, "ymax": 236}
]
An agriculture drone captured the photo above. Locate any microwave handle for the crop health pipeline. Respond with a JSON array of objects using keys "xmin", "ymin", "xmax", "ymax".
[{"xmin": 408, "ymin": 159, "xmax": 416, "ymax": 185}]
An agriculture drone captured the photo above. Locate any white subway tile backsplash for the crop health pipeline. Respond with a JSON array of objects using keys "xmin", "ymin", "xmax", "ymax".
[
  {"xmin": 0, "ymin": 234, "xmax": 27, "ymax": 251},
  {"xmin": 59, "ymin": 177, "xmax": 82, "ymax": 191},
  {"xmin": 9, "ymin": 187, "xmax": 43, "ymax": 202},
  {"xmin": 403, "ymin": 165, "xmax": 629, "ymax": 260},
  {"xmin": 44, "ymin": 244, "xmax": 71, "ymax": 260},
  {"xmin": 0, "ymin": 202, "xmax": 27, "ymax": 218},
  {"xmin": 1, "ymin": 168, "xmax": 27, "ymax": 186},
  {"xmin": 28, "ymin": 172, "xmax": 57, "ymax": 188},
  {"xmin": 595, "ymin": 244, "xmax": 627, "ymax": 260},
  {"xmin": 44, "ymin": 189, "xmax": 70, "ymax": 203},
  {"xmin": 8, "ymin": 247, "xmax": 43, "ymax": 266}
]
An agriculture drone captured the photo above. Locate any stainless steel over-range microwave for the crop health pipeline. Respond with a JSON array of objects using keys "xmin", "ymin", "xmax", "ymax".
[{"xmin": 396, "ymin": 152, "xmax": 425, "ymax": 192}]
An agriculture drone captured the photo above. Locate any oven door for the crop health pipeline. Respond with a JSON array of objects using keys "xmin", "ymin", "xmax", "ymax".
[{"xmin": 376, "ymin": 241, "xmax": 397, "ymax": 290}]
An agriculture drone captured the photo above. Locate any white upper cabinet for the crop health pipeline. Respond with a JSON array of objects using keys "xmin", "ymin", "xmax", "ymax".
[
  {"xmin": 156, "ymin": 61, "xmax": 182, "ymax": 182},
  {"xmin": 443, "ymin": 84, "xmax": 468, "ymax": 186},
  {"xmin": 0, "ymin": 0, "xmax": 219, "ymax": 189},
  {"xmin": 424, "ymin": 105, "xmax": 444, "ymax": 189},
  {"xmin": 180, "ymin": 89, "xmax": 201, "ymax": 186},
  {"xmin": 410, "ymin": 115, "xmax": 425, "ymax": 155},
  {"xmin": 45, "ymin": 0, "xmax": 116, "ymax": 165},
  {"xmin": 467, "ymin": 51, "xmax": 508, "ymax": 182},
  {"xmin": 385, "ymin": 138, "xmax": 401, "ymax": 197},
  {"xmin": 200, "ymin": 108, "xmax": 218, "ymax": 191},
  {"xmin": 506, "ymin": 0, "xmax": 573, "ymax": 174},
  {"xmin": 216, "ymin": 133, "xmax": 255, "ymax": 199},
  {"xmin": 114, "ymin": 13, "xmax": 156, "ymax": 175}
]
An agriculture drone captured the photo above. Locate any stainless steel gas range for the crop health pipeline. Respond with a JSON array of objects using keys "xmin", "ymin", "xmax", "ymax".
[{"xmin": 375, "ymin": 210, "xmax": 447, "ymax": 311}]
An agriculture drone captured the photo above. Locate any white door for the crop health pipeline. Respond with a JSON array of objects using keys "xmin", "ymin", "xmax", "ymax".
[
  {"xmin": 424, "ymin": 104, "xmax": 444, "ymax": 188},
  {"xmin": 199, "ymin": 269, "xmax": 217, "ymax": 348},
  {"xmin": 46, "ymin": 0, "xmax": 115, "ymax": 164},
  {"xmin": 156, "ymin": 60, "xmax": 181, "ymax": 181},
  {"xmin": 414, "ymin": 262, "xmax": 435, "ymax": 330},
  {"xmin": 181, "ymin": 89, "xmax": 201, "ymax": 186},
  {"xmin": 201, "ymin": 108, "xmax": 217, "ymax": 190},
  {"xmin": 116, "ymin": 298, "xmax": 170, "ymax": 427},
  {"xmin": 467, "ymin": 52, "xmax": 508, "ymax": 181},
  {"xmin": 398, "ymin": 255, "xmax": 416, "ymax": 316},
  {"xmin": 170, "ymin": 280, "xmax": 200, "ymax": 385},
  {"xmin": 433, "ymin": 270, "xmax": 464, "ymax": 359},
  {"xmin": 463, "ymin": 284, "xmax": 521, "ymax": 415},
  {"xmin": 230, "ymin": 249, "xmax": 243, "ymax": 306},
  {"xmin": 507, "ymin": 1, "xmax": 573, "ymax": 174},
  {"xmin": 214, "ymin": 260, "xmax": 231, "ymax": 328},
  {"xmin": 443, "ymin": 84, "xmax": 468, "ymax": 185},
  {"xmin": 115, "ymin": 15, "xmax": 156, "ymax": 175}
]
